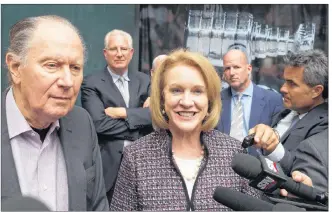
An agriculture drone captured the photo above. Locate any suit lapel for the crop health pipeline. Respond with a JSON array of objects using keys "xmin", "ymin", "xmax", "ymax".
[
  {"xmin": 58, "ymin": 116, "xmax": 86, "ymax": 211},
  {"xmin": 281, "ymin": 103, "xmax": 327, "ymax": 144},
  {"xmin": 220, "ymin": 88, "xmax": 232, "ymax": 134},
  {"xmin": 1, "ymin": 88, "xmax": 22, "ymax": 199},
  {"xmin": 249, "ymin": 85, "xmax": 266, "ymax": 129},
  {"xmin": 271, "ymin": 109, "xmax": 290, "ymax": 127},
  {"xmin": 102, "ymin": 68, "xmax": 127, "ymax": 107},
  {"xmin": 128, "ymin": 71, "xmax": 139, "ymax": 108}
]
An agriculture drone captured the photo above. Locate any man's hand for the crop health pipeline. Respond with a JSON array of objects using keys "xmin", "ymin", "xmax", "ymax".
[
  {"xmin": 105, "ymin": 107, "xmax": 127, "ymax": 119},
  {"xmin": 143, "ymin": 97, "xmax": 150, "ymax": 108},
  {"xmin": 248, "ymin": 124, "xmax": 279, "ymax": 153},
  {"xmin": 280, "ymin": 171, "xmax": 313, "ymax": 197}
]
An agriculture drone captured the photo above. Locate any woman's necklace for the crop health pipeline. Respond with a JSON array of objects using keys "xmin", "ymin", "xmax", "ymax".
[{"xmin": 172, "ymin": 147, "xmax": 204, "ymax": 181}]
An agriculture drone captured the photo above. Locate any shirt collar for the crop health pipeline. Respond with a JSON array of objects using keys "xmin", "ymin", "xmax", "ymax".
[
  {"xmin": 231, "ymin": 81, "xmax": 253, "ymax": 97},
  {"xmin": 6, "ymin": 87, "xmax": 60, "ymax": 139},
  {"xmin": 289, "ymin": 110, "xmax": 307, "ymax": 120},
  {"xmin": 298, "ymin": 112, "xmax": 307, "ymax": 119},
  {"xmin": 107, "ymin": 66, "xmax": 130, "ymax": 83}
]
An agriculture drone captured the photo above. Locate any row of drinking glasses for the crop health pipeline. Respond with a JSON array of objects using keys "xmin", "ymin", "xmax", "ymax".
[{"xmin": 185, "ymin": 10, "xmax": 315, "ymax": 66}]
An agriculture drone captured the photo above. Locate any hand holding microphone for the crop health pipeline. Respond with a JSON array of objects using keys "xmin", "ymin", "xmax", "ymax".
[
  {"xmin": 280, "ymin": 170, "xmax": 313, "ymax": 197},
  {"xmin": 245, "ymin": 124, "xmax": 280, "ymax": 153}
]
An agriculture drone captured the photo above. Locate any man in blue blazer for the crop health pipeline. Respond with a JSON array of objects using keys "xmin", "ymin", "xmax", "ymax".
[
  {"xmin": 81, "ymin": 29, "xmax": 153, "ymax": 204},
  {"xmin": 216, "ymin": 47, "xmax": 284, "ymax": 155}
]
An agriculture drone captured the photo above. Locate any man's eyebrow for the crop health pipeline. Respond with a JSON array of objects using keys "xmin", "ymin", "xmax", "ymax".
[{"xmin": 285, "ymin": 79, "xmax": 297, "ymax": 84}]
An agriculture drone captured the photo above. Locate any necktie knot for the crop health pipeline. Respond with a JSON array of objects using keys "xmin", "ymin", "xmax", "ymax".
[
  {"xmin": 235, "ymin": 94, "xmax": 242, "ymax": 105},
  {"xmin": 118, "ymin": 76, "xmax": 125, "ymax": 84}
]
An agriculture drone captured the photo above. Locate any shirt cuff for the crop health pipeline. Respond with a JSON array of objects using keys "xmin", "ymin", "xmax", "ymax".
[{"xmin": 266, "ymin": 142, "xmax": 285, "ymax": 162}]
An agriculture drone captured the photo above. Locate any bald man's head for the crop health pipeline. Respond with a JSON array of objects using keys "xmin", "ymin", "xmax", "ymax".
[
  {"xmin": 223, "ymin": 49, "xmax": 249, "ymax": 65},
  {"xmin": 151, "ymin": 54, "xmax": 167, "ymax": 77},
  {"xmin": 222, "ymin": 49, "xmax": 252, "ymax": 92}
]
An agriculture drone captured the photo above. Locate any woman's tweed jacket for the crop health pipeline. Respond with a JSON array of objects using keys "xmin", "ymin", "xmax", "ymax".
[{"xmin": 110, "ymin": 129, "xmax": 260, "ymax": 211}]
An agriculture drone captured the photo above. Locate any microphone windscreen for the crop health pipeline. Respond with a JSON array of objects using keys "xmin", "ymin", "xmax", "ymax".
[
  {"xmin": 231, "ymin": 153, "xmax": 262, "ymax": 178},
  {"xmin": 213, "ymin": 186, "xmax": 273, "ymax": 211},
  {"xmin": 1, "ymin": 196, "xmax": 50, "ymax": 211}
]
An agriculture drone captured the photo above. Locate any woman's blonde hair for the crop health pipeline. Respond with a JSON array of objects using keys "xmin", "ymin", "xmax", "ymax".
[{"xmin": 150, "ymin": 48, "xmax": 222, "ymax": 131}]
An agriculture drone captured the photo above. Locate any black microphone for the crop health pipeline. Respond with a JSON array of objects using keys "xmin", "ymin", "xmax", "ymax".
[
  {"xmin": 231, "ymin": 153, "xmax": 328, "ymax": 205},
  {"xmin": 241, "ymin": 133, "xmax": 255, "ymax": 148},
  {"xmin": 213, "ymin": 186, "xmax": 305, "ymax": 211},
  {"xmin": 1, "ymin": 196, "xmax": 50, "ymax": 211}
]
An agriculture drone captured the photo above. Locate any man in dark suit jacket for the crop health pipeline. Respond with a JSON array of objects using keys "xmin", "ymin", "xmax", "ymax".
[
  {"xmin": 249, "ymin": 49, "xmax": 328, "ymax": 180},
  {"xmin": 81, "ymin": 29, "xmax": 153, "ymax": 203},
  {"xmin": 290, "ymin": 129, "xmax": 328, "ymax": 192},
  {"xmin": 2, "ymin": 15, "xmax": 108, "ymax": 211},
  {"xmin": 216, "ymin": 47, "xmax": 283, "ymax": 155}
]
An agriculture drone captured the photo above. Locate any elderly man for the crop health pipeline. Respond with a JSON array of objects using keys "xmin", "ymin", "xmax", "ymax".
[
  {"xmin": 2, "ymin": 15, "xmax": 108, "ymax": 211},
  {"xmin": 216, "ymin": 46, "xmax": 283, "ymax": 156},
  {"xmin": 250, "ymin": 49, "xmax": 328, "ymax": 191},
  {"xmin": 150, "ymin": 54, "xmax": 167, "ymax": 77},
  {"xmin": 81, "ymin": 29, "xmax": 153, "ymax": 203}
]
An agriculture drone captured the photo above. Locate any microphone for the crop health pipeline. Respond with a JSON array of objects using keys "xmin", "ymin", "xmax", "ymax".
[
  {"xmin": 231, "ymin": 153, "xmax": 328, "ymax": 205},
  {"xmin": 241, "ymin": 133, "xmax": 255, "ymax": 148},
  {"xmin": 213, "ymin": 186, "xmax": 305, "ymax": 211},
  {"xmin": 1, "ymin": 196, "xmax": 50, "ymax": 211}
]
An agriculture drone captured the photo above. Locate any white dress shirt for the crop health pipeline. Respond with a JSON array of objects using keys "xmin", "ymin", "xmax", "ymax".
[
  {"xmin": 267, "ymin": 110, "xmax": 307, "ymax": 162},
  {"xmin": 6, "ymin": 88, "xmax": 68, "ymax": 211}
]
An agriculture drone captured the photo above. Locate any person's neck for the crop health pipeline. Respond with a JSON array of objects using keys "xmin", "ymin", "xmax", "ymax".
[
  {"xmin": 234, "ymin": 80, "xmax": 251, "ymax": 93},
  {"xmin": 296, "ymin": 98, "xmax": 325, "ymax": 115},
  {"xmin": 170, "ymin": 128, "xmax": 203, "ymax": 159},
  {"xmin": 12, "ymin": 87, "xmax": 52, "ymax": 129},
  {"xmin": 109, "ymin": 66, "xmax": 127, "ymax": 76}
]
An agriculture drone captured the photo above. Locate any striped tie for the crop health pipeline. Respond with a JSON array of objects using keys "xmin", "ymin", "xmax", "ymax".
[
  {"xmin": 117, "ymin": 76, "xmax": 129, "ymax": 107},
  {"xmin": 230, "ymin": 94, "xmax": 244, "ymax": 141}
]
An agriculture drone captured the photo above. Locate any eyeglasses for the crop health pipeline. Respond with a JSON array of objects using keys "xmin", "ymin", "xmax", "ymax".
[{"xmin": 105, "ymin": 47, "xmax": 131, "ymax": 54}]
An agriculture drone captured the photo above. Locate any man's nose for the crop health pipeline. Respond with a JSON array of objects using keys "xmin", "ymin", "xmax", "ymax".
[
  {"xmin": 115, "ymin": 48, "xmax": 124, "ymax": 57},
  {"xmin": 280, "ymin": 83, "xmax": 287, "ymax": 94},
  {"xmin": 57, "ymin": 67, "xmax": 74, "ymax": 88}
]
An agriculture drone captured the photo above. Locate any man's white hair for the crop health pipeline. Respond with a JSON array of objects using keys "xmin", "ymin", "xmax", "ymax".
[
  {"xmin": 104, "ymin": 29, "xmax": 133, "ymax": 48},
  {"xmin": 152, "ymin": 54, "xmax": 167, "ymax": 69}
]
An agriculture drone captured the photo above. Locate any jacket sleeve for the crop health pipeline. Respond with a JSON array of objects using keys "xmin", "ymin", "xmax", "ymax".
[
  {"xmin": 291, "ymin": 130, "xmax": 328, "ymax": 192},
  {"xmin": 125, "ymin": 107, "xmax": 152, "ymax": 130},
  {"xmin": 87, "ymin": 113, "xmax": 109, "ymax": 211},
  {"xmin": 279, "ymin": 118, "xmax": 328, "ymax": 175},
  {"xmin": 125, "ymin": 76, "xmax": 152, "ymax": 130},
  {"xmin": 81, "ymin": 77, "xmax": 134, "ymax": 138},
  {"xmin": 110, "ymin": 147, "xmax": 138, "ymax": 211}
]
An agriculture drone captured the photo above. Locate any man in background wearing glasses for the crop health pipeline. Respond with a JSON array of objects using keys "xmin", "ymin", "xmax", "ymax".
[{"xmin": 81, "ymin": 29, "xmax": 153, "ymax": 205}]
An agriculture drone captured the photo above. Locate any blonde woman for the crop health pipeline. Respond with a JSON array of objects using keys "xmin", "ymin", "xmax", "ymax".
[{"xmin": 110, "ymin": 49, "xmax": 259, "ymax": 211}]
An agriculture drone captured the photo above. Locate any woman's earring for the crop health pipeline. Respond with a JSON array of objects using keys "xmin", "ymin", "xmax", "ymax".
[
  {"xmin": 161, "ymin": 108, "xmax": 169, "ymax": 122},
  {"xmin": 202, "ymin": 113, "xmax": 210, "ymax": 123}
]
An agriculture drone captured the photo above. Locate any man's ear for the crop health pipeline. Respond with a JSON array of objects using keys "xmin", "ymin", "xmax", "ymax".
[
  {"xmin": 247, "ymin": 64, "xmax": 252, "ymax": 74},
  {"xmin": 6, "ymin": 53, "xmax": 22, "ymax": 85},
  {"xmin": 311, "ymin": 84, "xmax": 324, "ymax": 98}
]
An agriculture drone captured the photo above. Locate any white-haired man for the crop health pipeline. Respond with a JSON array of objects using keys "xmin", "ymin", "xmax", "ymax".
[
  {"xmin": 2, "ymin": 15, "xmax": 108, "ymax": 211},
  {"xmin": 81, "ymin": 29, "xmax": 153, "ymax": 204},
  {"xmin": 150, "ymin": 54, "xmax": 167, "ymax": 77}
]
